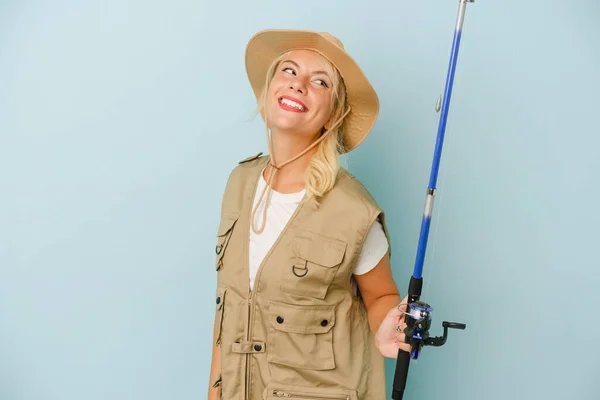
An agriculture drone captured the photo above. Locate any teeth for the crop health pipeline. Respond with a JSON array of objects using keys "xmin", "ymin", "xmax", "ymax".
[{"xmin": 280, "ymin": 98, "xmax": 305, "ymax": 111}]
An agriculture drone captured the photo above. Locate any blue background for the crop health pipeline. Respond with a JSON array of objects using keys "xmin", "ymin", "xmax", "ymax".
[{"xmin": 1, "ymin": 0, "xmax": 599, "ymax": 399}]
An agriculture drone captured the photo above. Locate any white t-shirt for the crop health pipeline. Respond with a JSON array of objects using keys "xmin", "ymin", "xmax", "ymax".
[{"xmin": 249, "ymin": 171, "xmax": 388, "ymax": 290}]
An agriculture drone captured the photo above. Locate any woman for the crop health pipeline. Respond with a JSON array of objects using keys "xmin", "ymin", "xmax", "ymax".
[{"xmin": 209, "ymin": 29, "xmax": 410, "ymax": 400}]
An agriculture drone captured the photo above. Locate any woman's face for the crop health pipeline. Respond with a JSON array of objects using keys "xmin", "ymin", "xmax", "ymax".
[{"xmin": 265, "ymin": 50, "xmax": 335, "ymax": 140}]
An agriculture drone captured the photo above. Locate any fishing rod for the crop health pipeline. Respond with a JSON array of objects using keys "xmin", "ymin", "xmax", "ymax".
[{"xmin": 391, "ymin": 0, "xmax": 473, "ymax": 398}]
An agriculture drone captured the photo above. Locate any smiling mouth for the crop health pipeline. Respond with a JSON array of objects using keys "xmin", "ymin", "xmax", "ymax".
[{"xmin": 278, "ymin": 97, "xmax": 307, "ymax": 112}]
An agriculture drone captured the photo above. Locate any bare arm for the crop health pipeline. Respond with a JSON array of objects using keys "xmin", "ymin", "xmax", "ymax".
[
  {"xmin": 354, "ymin": 251, "xmax": 401, "ymax": 334},
  {"xmin": 354, "ymin": 252, "xmax": 411, "ymax": 356},
  {"xmin": 208, "ymin": 311, "xmax": 221, "ymax": 400}
]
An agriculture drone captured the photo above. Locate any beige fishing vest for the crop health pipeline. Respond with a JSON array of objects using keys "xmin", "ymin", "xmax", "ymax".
[{"xmin": 213, "ymin": 154, "xmax": 390, "ymax": 400}]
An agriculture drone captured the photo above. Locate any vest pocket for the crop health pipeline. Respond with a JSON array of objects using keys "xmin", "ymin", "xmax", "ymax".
[
  {"xmin": 281, "ymin": 231, "xmax": 347, "ymax": 299},
  {"xmin": 215, "ymin": 213, "xmax": 239, "ymax": 271},
  {"xmin": 264, "ymin": 383, "xmax": 358, "ymax": 400},
  {"xmin": 215, "ymin": 286, "xmax": 227, "ymax": 346},
  {"xmin": 266, "ymin": 300, "xmax": 336, "ymax": 371}
]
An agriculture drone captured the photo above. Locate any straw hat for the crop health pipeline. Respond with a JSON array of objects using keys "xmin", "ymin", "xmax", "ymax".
[{"xmin": 244, "ymin": 29, "xmax": 380, "ymax": 153}]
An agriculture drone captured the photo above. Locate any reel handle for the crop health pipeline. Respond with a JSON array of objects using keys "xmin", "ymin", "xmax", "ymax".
[{"xmin": 425, "ymin": 321, "xmax": 467, "ymax": 347}]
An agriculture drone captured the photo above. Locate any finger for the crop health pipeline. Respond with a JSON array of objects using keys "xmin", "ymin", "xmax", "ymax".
[
  {"xmin": 396, "ymin": 299, "xmax": 410, "ymax": 320},
  {"xmin": 394, "ymin": 314, "xmax": 403, "ymax": 326},
  {"xmin": 385, "ymin": 304, "xmax": 406, "ymax": 325},
  {"xmin": 399, "ymin": 295, "xmax": 409, "ymax": 305},
  {"xmin": 396, "ymin": 300, "xmax": 408, "ymax": 312},
  {"xmin": 393, "ymin": 332, "xmax": 407, "ymax": 344},
  {"xmin": 395, "ymin": 316, "xmax": 408, "ymax": 327},
  {"xmin": 395, "ymin": 314, "xmax": 409, "ymax": 329},
  {"xmin": 397, "ymin": 342, "xmax": 412, "ymax": 353},
  {"xmin": 394, "ymin": 333, "xmax": 410, "ymax": 349},
  {"xmin": 396, "ymin": 312, "xmax": 408, "ymax": 327}
]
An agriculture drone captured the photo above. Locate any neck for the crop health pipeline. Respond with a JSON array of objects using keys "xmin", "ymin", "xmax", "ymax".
[{"xmin": 265, "ymin": 128, "xmax": 319, "ymax": 194}]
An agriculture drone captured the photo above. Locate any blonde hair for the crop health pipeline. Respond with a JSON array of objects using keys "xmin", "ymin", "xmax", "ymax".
[{"xmin": 257, "ymin": 51, "xmax": 349, "ymax": 206}]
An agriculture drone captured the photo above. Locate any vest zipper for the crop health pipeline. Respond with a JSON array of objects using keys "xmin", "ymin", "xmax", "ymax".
[
  {"xmin": 244, "ymin": 290, "xmax": 253, "ymax": 399},
  {"xmin": 244, "ymin": 173, "xmax": 307, "ymax": 399},
  {"xmin": 271, "ymin": 389, "xmax": 351, "ymax": 399}
]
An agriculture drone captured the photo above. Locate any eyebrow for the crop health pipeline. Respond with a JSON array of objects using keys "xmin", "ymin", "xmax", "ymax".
[{"xmin": 281, "ymin": 59, "xmax": 331, "ymax": 79}]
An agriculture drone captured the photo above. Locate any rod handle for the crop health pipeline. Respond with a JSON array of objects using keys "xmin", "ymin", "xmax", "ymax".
[{"xmin": 391, "ymin": 349, "xmax": 411, "ymax": 399}]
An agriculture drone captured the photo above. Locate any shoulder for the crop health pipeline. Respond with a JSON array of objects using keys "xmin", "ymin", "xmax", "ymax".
[
  {"xmin": 320, "ymin": 168, "xmax": 391, "ymax": 257},
  {"xmin": 224, "ymin": 152, "xmax": 268, "ymax": 183},
  {"xmin": 329, "ymin": 167, "xmax": 382, "ymax": 211},
  {"xmin": 314, "ymin": 167, "xmax": 385, "ymax": 228},
  {"xmin": 238, "ymin": 151, "xmax": 265, "ymax": 166},
  {"xmin": 218, "ymin": 152, "xmax": 267, "ymax": 214},
  {"xmin": 334, "ymin": 168, "xmax": 392, "ymax": 257}
]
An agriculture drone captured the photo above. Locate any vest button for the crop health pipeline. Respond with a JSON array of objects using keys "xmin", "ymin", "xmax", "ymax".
[
  {"xmin": 216, "ymin": 297, "xmax": 221, "ymax": 304},
  {"xmin": 254, "ymin": 344, "xmax": 262, "ymax": 352},
  {"xmin": 321, "ymin": 319, "xmax": 328, "ymax": 327},
  {"xmin": 276, "ymin": 316, "xmax": 284, "ymax": 324}
]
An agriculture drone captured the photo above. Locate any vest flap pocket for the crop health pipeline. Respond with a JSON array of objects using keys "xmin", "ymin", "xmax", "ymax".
[
  {"xmin": 268, "ymin": 300, "xmax": 335, "ymax": 334},
  {"xmin": 217, "ymin": 212, "xmax": 239, "ymax": 237},
  {"xmin": 215, "ymin": 286, "xmax": 227, "ymax": 346},
  {"xmin": 215, "ymin": 212, "xmax": 239, "ymax": 270},
  {"xmin": 281, "ymin": 232, "xmax": 347, "ymax": 299},
  {"xmin": 292, "ymin": 231, "xmax": 347, "ymax": 268},
  {"xmin": 267, "ymin": 301, "xmax": 336, "ymax": 370}
]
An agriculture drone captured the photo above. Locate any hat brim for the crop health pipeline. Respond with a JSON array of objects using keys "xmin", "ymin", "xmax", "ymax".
[{"xmin": 245, "ymin": 29, "xmax": 379, "ymax": 153}]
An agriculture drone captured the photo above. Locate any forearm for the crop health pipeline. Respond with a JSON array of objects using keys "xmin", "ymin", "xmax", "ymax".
[
  {"xmin": 208, "ymin": 312, "xmax": 222, "ymax": 399},
  {"xmin": 367, "ymin": 293, "xmax": 401, "ymax": 335}
]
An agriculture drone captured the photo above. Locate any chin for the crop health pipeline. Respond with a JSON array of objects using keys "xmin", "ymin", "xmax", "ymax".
[
  {"xmin": 267, "ymin": 113, "xmax": 301, "ymax": 132},
  {"xmin": 270, "ymin": 122, "xmax": 302, "ymax": 135}
]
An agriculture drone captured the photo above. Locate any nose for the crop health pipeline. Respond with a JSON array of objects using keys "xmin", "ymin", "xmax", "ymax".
[{"xmin": 289, "ymin": 78, "xmax": 307, "ymax": 94}]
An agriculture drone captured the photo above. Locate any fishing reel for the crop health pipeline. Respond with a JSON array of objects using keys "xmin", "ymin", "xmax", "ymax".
[
  {"xmin": 402, "ymin": 300, "xmax": 466, "ymax": 360},
  {"xmin": 392, "ymin": 294, "xmax": 466, "ymax": 399}
]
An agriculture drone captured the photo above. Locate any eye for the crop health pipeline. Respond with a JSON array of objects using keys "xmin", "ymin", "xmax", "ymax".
[
  {"xmin": 282, "ymin": 67, "xmax": 296, "ymax": 75},
  {"xmin": 313, "ymin": 79, "xmax": 329, "ymax": 88}
]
